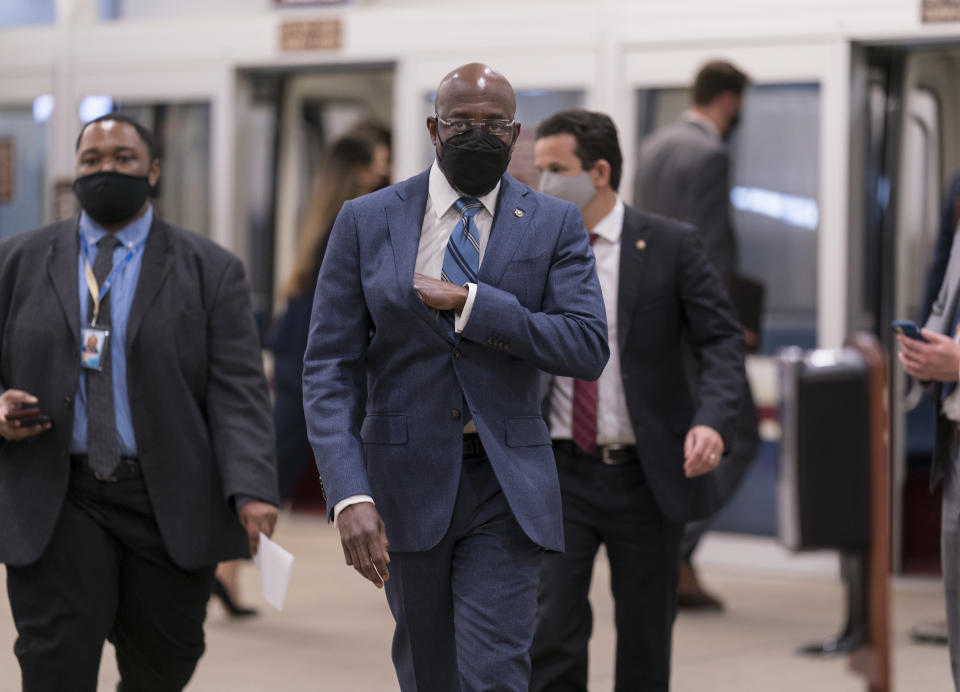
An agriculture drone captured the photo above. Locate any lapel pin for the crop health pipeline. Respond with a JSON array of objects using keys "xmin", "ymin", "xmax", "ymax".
[
  {"xmin": 635, "ymin": 240, "xmax": 646, "ymax": 251},
  {"xmin": 514, "ymin": 209, "xmax": 524, "ymax": 218}
]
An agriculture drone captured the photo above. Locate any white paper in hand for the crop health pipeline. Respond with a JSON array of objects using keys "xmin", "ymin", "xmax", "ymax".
[{"xmin": 252, "ymin": 532, "xmax": 294, "ymax": 611}]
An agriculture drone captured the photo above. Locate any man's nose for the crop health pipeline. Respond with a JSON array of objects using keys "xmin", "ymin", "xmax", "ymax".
[{"xmin": 98, "ymin": 159, "xmax": 115, "ymax": 172}]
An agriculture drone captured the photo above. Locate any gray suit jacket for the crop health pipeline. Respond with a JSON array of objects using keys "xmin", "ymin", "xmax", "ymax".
[
  {"xmin": 0, "ymin": 217, "xmax": 278, "ymax": 568},
  {"xmin": 634, "ymin": 118, "xmax": 737, "ymax": 277},
  {"xmin": 924, "ymin": 231, "xmax": 960, "ymax": 489}
]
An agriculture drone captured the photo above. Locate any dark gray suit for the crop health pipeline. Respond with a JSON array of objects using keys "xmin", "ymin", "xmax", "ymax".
[
  {"xmin": 634, "ymin": 117, "xmax": 760, "ymax": 560},
  {"xmin": 634, "ymin": 118, "xmax": 736, "ymax": 277},
  {"xmin": 0, "ymin": 217, "xmax": 277, "ymax": 690}
]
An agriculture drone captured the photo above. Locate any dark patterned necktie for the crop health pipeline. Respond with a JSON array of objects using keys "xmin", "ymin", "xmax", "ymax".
[
  {"xmin": 440, "ymin": 197, "xmax": 483, "ymax": 333},
  {"xmin": 86, "ymin": 235, "xmax": 122, "ymax": 477}
]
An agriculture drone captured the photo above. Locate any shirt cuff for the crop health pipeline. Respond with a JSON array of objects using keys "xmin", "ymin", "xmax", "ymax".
[
  {"xmin": 333, "ymin": 495, "xmax": 375, "ymax": 525},
  {"xmin": 455, "ymin": 282, "xmax": 478, "ymax": 333}
]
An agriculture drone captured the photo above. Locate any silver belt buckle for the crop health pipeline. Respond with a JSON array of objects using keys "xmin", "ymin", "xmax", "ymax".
[{"xmin": 601, "ymin": 444, "xmax": 626, "ymax": 465}]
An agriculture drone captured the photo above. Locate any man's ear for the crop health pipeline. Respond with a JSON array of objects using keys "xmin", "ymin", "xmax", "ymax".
[
  {"xmin": 591, "ymin": 159, "xmax": 611, "ymax": 189},
  {"xmin": 426, "ymin": 116, "xmax": 438, "ymax": 147},
  {"xmin": 148, "ymin": 159, "xmax": 161, "ymax": 189}
]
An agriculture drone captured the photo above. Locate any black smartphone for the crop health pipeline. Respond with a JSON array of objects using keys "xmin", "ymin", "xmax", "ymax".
[
  {"xmin": 6, "ymin": 403, "xmax": 52, "ymax": 427},
  {"xmin": 892, "ymin": 320, "xmax": 927, "ymax": 342}
]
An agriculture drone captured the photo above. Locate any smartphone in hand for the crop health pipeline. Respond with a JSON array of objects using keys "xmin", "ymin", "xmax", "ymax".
[
  {"xmin": 6, "ymin": 402, "xmax": 52, "ymax": 427},
  {"xmin": 892, "ymin": 320, "xmax": 927, "ymax": 342}
]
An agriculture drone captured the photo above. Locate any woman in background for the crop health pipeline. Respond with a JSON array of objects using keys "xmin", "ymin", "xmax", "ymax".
[
  {"xmin": 272, "ymin": 127, "xmax": 391, "ymax": 505},
  {"xmin": 212, "ymin": 127, "xmax": 390, "ymax": 617}
]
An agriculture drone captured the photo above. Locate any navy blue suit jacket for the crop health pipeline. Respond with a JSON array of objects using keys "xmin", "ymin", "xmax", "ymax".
[{"xmin": 302, "ymin": 170, "xmax": 609, "ymax": 553}]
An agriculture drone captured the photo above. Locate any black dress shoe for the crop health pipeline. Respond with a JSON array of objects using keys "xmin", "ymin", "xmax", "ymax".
[
  {"xmin": 211, "ymin": 577, "xmax": 259, "ymax": 618},
  {"xmin": 677, "ymin": 559, "xmax": 725, "ymax": 611}
]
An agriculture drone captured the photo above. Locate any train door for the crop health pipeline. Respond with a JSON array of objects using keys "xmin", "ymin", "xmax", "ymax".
[
  {"xmin": 621, "ymin": 42, "xmax": 842, "ymax": 544},
  {"xmin": 235, "ymin": 64, "xmax": 393, "ymax": 325},
  {"xmin": 854, "ymin": 44, "xmax": 960, "ymax": 575}
]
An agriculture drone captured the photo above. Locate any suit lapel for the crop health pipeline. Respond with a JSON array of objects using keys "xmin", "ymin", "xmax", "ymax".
[
  {"xmin": 617, "ymin": 209, "xmax": 649, "ymax": 353},
  {"xmin": 387, "ymin": 171, "xmax": 452, "ymax": 342},
  {"xmin": 47, "ymin": 220, "xmax": 82, "ymax": 348},
  {"xmin": 478, "ymin": 174, "xmax": 535, "ymax": 287},
  {"xmin": 126, "ymin": 218, "xmax": 173, "ymax": 351}
]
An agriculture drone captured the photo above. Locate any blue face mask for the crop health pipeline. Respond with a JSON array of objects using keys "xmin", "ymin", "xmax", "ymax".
[{"xmin": 538, "ymin": 170, "xmax": 595, "ymax": 211}]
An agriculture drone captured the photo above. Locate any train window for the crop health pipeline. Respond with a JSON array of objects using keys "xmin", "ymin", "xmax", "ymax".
[
  {"xmin": 88, "ymin": 101, "xmax": 212, "ymax": 236},
  {"xmin": 0, "ymin": 105, "xmax": 48, "ymax": 239},
  {"xmin": 419, "ymin": 89, "xmax": 585, "ymax": 186},
  {"xmin": 901, "ymin": 86, "xmax": 942, "ymax": 320},
  {"xmin": 0, "ymin": 0, "xmax": 54, "ymax": 27},
  {"xmin": 635, "ymin": 84, "xmax": 821, "ymax": 354}
]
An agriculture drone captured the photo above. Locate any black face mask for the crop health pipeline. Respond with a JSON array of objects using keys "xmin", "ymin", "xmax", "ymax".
[
  {"xmin": 437, "ymin": 127, "xmax": 512, "ymax": 197},
  {"xmin": 73, "ymin": 171, "xmax": 151, "ymax": 226}
]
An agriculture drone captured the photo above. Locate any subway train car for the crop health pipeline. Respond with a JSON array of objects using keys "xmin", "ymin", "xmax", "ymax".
[{"xmin": 0, "ymin": 0, "xmax": 959, "ymax": 578}]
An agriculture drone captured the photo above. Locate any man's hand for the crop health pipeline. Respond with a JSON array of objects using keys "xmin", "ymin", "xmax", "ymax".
[
  {"xmin": 338, "ymin": 502, "xmax": 390, "ymax": 589},
  {"xmin": 898, "ymin": 330, "xmax": 960, "ymax": 382},
  {"xmin": 237, "ymin": 500, "xmax": 279, "ymax": 557},
  {"xmin": 0, "ymin": 389, "xmax": 52, "ymax": 441},
  {"xmin": 683, "ymin": 425, "xmax": 724, "ymax": 478},
  {"xmin": 414, "ymin": 273, "xmax": 468, "ymax": 312}
]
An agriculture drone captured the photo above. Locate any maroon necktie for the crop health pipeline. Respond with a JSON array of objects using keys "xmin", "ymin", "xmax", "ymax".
[{"xmin": 572, "ymin": 233, "xmax": 599, "ymax": 452}]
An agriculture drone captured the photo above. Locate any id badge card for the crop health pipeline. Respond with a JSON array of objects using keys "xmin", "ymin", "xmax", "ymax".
[{"xmin": 81, "ymin": 326, "xmax": 109, "ymax": 371}]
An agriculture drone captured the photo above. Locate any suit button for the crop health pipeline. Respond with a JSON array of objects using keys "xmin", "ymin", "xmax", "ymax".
[
  {"xmin": 451, "ymin": 409, "xmax": 461, "ymax": 420},
  {"xmin": 63, "ymin": 396, "xmax": 72, "ymax": 408},
  {"xmin": 454, "ymin": 349, "xmax": 462, "ymax": 360}
]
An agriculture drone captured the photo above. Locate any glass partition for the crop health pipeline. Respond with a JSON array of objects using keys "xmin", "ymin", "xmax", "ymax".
[{"xmin": 636, "ymin": 84, "xmax": 821, "ymax": 355}]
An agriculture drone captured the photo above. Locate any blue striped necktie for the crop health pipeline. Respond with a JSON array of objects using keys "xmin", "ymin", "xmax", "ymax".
[{"xmin": 440, "ymin": 197, "xmax": 483, "ymax": 331}]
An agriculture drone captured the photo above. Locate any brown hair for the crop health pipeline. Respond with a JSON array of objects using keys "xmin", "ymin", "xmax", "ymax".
[
  {"xmin": 284, "ymin": 132, "xmax": 387, "ymax": 298},
  {"xmin": 693, "ymin": 60, "xmax": 749, "ymax": 106}
]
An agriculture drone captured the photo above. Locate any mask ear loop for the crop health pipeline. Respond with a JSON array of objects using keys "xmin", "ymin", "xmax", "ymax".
[{"xmin": 434, "ymin": 115, "xmax": 447, "ymax": 150}]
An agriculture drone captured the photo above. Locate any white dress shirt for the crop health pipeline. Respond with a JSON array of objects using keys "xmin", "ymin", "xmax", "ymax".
[
  {"xmin": 333, "ymin": 162, "xmax": 501, "ymax": 522},
  {"xmin": 549, "ymin": 198, "xmax": 636, "ymax": 446}
]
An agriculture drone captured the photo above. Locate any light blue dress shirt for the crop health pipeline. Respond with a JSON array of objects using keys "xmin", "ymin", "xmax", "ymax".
[{"xmin": 70, "ymin": 206, "xmax": 152, "ymax": 457}]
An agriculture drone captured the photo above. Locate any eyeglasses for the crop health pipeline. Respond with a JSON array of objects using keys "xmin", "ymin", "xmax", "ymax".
[{"xmin": 434, "ymin": 114, "xmax": 516, "ymax": 138}]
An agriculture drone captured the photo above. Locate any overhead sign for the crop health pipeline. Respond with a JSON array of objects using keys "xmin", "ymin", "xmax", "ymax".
[
  {"xmin": 923, "ymin": 0, "xmax": 960, "ymax": 22},
  {"xmin": 0, "ymin": 138, "xmax": 14, "ymax": 204},
  {"xmin": 280, "ymin": 19, "xmax": 342, "ymax": 51}
]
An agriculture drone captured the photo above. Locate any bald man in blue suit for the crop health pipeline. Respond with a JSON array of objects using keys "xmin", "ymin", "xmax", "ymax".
[{"xmin": 302, "ymin": 63, "xmax": 608, "ymax": 691}]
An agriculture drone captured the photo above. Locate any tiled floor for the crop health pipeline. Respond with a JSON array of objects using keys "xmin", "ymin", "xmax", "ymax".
[{"xmin": 0, "ymin": 513, "xmax": 953, "ymax": 691}]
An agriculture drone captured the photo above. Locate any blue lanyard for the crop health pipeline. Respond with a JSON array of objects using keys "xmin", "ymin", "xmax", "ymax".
[{"xmin": 80, "ymin": 233, "xmax": 145, "ymax": 326}]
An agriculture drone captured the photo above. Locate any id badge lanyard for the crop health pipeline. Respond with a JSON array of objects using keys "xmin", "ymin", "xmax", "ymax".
[{"xmin": 80, "ymin": 234, "xmax": 144, "ymax": 326}]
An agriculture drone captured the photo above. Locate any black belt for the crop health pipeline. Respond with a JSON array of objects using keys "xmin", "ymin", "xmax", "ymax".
[
  {"xmin": 553, "ymin": 439, "xmax": 639, "ymax": 466},
  {"xmin": 70, "ymin": 454, "xmax": 141, "ymax": 482},
  {"xmin": 463, "ymin": 433, "xmax": 485, "ymax": 457}
]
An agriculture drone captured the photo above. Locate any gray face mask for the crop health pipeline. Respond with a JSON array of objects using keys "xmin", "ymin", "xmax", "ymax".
[{"xmin": 538, "ymin": 170, "xmax": 595, "ymax": 211}]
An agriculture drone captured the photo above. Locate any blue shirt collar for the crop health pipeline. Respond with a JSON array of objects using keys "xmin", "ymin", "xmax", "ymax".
[{"xmin": 78, "ymin": 204, "xmax": 154, "ymax": 254}]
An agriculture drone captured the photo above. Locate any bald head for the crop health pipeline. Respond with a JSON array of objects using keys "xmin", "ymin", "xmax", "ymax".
[{"xmin": 434, "ymin": 63, "xmax": 517, "ymax": 121}]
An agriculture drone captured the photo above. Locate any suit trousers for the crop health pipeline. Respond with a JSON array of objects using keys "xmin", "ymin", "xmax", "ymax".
[
  {"xmin": 530, "ymin": 445, "xmax": 682, "ymax": 692},
  {"xmin": 942, "ymin": 435, "xmax": 960, "ymax": 691},
  {"xmin": 383, "ymin": 450, "xmax": 543, "ymax": 692},
  {"xmin": 6, "ymin": 467, "xmax": 216, "ymax": 692}
]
